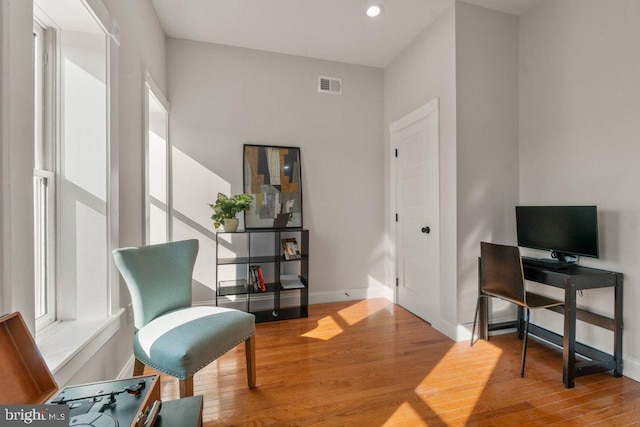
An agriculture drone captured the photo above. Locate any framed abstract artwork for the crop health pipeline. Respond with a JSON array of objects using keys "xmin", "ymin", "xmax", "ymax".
[{"xmin": 243, "ymin": 144, "xmax": 303, "ymax": 229}]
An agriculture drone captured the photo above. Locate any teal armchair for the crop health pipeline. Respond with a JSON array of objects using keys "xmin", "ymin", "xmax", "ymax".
[{"xmin": 113, "ymin": 239, "xmax": 256, "ymax": 397}]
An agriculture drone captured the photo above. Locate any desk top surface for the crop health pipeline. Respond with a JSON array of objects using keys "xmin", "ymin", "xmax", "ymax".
[
  {"xmin": 522, "ymin": 260, "xmax": 622, "ymax": 289},
  {"xmin": 522, "ymin": 259, "xmax": 621, "ymax": 276}
]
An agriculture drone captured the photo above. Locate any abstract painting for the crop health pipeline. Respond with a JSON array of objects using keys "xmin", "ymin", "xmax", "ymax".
[{"xmin": 243, "ymin": 144, "xmax": 302, "ymax": 229}]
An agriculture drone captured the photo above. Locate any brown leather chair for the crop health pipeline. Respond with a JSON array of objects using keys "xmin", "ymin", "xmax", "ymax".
[{"xmin": 470, "ymin": 241, "xmax": 563, "ymax": 377}]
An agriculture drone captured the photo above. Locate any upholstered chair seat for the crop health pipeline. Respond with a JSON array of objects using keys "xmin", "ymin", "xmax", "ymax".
[{"xmin": 134, "ymin": 305, "xmax": 255, "ymax": 380}]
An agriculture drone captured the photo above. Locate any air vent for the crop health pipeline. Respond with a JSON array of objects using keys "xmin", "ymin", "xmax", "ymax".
[{"xmin": 318, "ymin": 76, "xmax": 342, "ymax": 95}]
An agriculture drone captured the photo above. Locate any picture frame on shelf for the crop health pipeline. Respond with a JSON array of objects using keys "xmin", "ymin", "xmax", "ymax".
[
  {"xmin": 282, "ymin": 238, "xmax": 301, "ymax": 260},
  {"xmin": 243, "ymin": 144, "xmax": 302, "ymax": 229}
]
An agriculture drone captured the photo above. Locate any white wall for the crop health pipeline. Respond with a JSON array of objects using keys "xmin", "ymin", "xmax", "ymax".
[
  {"xmin": 384, "ymin": 2, "xmax": 520, "ymax": 336},
  {"xmin": 455, "ymin": 3, "xmax": 519, "ymax": 325},
  {"xmin": 519, "ymin": 0, "xmax": 640, "ymax": 378},
  {"xmin": 102, "ymin": 0, "xmax": 166, "ymax": 249},
  {"xmin": 167, "ymin": 39, "xmax": 385, "ymax": 303},
  {"xmin": 384, "ymin": 4, "xmax": 458, "ymax": 334}
]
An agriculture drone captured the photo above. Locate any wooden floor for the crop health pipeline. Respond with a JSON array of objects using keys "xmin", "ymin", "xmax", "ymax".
[{"xmin": 146, "ymin": 299, "xmax": 640, "ymax": 426}]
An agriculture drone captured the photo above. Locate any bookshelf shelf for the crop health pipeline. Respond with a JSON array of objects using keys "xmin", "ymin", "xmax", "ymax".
[{"xmin": 215, "ymin": 229, "xmax": 309, "ymax": 323}]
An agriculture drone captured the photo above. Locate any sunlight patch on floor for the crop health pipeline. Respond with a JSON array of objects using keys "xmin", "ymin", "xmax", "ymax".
[
  {"xmin": 301, "ymin": 315, "xmax": 344, "ymax": 340},
  {"xmin": 337, "ymin": 298, "xmax": 391, "ymax": 326},
  {"xmin": 383, "ymin": 402, "xmax": 428, "ymax": 426},
  {"xmin": 382, "ymin": 341, "xmax": 503, "ymax": 425},
  {"xmin": 301, "ymin": 299, "xmax": 391, "ymax": 340},
  {"xmin": 415, "ymin": 342, "xmax": 502, "ymax": 423}
]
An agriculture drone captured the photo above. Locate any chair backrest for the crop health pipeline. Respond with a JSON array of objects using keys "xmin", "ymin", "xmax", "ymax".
[
  {"xmin": 113, "ymin": 239, "xmax": 199, "ymax": 329},
  {"xmin": 480, "ymin": 241, "xmax": 526, "ymax": 306}
]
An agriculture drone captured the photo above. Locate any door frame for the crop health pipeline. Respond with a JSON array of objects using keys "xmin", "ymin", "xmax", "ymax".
[{"xmin": 389, "ymin": 97, "xmax": 440, "ymax": 311}]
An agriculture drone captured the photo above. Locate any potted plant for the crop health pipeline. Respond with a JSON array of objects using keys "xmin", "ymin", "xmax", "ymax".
[{"xmin": 209, "ymin": 192, "xmax": 254, "ymax": 232}]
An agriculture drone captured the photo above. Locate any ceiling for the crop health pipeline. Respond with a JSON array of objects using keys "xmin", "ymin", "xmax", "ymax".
[{"xmin": 151, "ymin": 0, "xmax": 542, "ymax": 68}]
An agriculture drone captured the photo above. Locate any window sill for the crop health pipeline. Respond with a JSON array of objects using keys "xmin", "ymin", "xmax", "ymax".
[{"xmin": 36, "ymin": 308, "xmax": 125, "ymax": 386}]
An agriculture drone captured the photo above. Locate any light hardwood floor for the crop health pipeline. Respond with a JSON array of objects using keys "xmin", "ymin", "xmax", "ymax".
[{"xmin": 147, "ymin": 298, "xmax": 639, "ymax": 426}]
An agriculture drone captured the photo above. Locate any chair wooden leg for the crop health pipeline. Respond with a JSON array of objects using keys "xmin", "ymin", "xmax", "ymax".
[
  {"xmin": 521, "ymin": 308, "xmax": 530, "ymax": 378},
  {"xmin": 245, "ymin": 335, "xmax": 256, "ymax": 389},
  {"xmin": 133, "ymin": 358, "xmax": 145, "ymax": 376},
  {"xmin": 179, "ymin": 377, "xmax": 194, "ymax": 398}
]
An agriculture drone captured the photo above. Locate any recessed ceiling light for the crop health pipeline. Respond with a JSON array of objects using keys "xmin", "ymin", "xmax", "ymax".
[{"xmin": 366, "ymin": 4, "xmax": 384, "ymax": 18}]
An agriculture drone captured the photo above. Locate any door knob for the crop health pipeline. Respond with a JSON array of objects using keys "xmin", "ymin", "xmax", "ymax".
[{"xmin": 421, "ymin": 226, "xmax": 430, "ymax": 234}]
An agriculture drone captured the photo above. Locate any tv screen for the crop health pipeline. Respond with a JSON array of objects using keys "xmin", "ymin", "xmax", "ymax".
[{"xmin": 515, "ymin": 206, "xmax": 599, "ymax": 259}]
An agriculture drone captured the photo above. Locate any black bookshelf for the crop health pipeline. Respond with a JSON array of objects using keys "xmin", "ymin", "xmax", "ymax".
[{"xmin": 215, "ymin": 229, "xmax": 309, "ymax": 323}]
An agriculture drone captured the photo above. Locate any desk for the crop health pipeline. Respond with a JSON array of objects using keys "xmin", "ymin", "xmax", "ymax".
[{"xmin": 477, "ymin": 259, "xmax": 623, "ymax": 388}]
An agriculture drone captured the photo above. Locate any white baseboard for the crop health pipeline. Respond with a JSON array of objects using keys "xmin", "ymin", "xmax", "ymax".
[
  {"xmin": 383, "ymin": 285, "xmax": 395, "ymax": 303},
  {"xmin": 202, "ymin": 286, "xmax": 389, "ymax": 311},
  {"xmin": 309, "ymin": 287, "xmax": 386, "ymax": 305},
  {"xmin": 455, "ymin": 316, "xmax": 518, "ymax": 342},
  {"xmin": 118, "ymin": 355, "xmax": 135, "ymax": 379},
  {"xmin": 431, "ymin": 318, "xmax": 458, "ymax": 341},
  {"xmin": 192, "ymin": 299, "xmax": 217, "ymax": 306},
  {"xmin": 618, "ymin": 354, "xmax": 640, "ymax": 383}
]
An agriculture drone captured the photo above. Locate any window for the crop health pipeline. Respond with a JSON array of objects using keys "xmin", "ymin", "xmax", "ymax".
[
  {"xmin": 33, "ymin": 21, "xmax": 55, "ymax": 329},
  {"xmin": 33, "ymin": 0, "xmax": 116, "ymax": 333}
]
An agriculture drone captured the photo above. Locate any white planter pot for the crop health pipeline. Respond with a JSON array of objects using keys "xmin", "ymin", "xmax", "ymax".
[{"xmin": 223, "ymin": 218, "xmax": 239, "ymax": 232}]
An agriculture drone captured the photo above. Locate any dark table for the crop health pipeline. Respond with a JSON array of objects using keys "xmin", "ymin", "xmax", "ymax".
[{"xmin": 478, "ymin": 259, "xmax": 623, "ymax": 388}]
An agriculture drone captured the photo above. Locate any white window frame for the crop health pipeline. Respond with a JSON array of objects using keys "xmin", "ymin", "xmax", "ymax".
[
  {"xmin": 32, "ymin": 0, "xmax": 123, "ymax": 384},
  {"xmin": 27, "ymin": 0, "xmax": 125, "ymax": 384},
  {"xmin": 144, "ymin": 74, "xmax": 172, "ymax": 245},
  {"xmin": 33, "ymin": 20, "xmax": 57, "ymax": 330},
  {"xmin": 34, "ymin": 0, "xmax": 117, "ymax": 326}
]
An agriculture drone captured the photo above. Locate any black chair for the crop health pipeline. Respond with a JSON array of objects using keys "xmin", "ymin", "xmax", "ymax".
[{"xmin": 470, "ymin": 242, "xmax": 563, "ymax": 377}]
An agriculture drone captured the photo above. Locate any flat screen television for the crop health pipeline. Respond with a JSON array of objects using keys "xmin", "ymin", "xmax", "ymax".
[{"xmin": 515, "ymin": 205, "xmax": 599, "ymax": 262}]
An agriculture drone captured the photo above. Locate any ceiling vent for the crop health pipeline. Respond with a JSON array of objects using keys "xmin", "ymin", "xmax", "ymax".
[{"xmin": 318, "ymin": 76, "xmax": 342, "ymax": 95}]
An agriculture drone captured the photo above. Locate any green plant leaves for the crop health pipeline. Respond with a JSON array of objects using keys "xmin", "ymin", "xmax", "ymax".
[{"xmin": 209, "ymin": 192, "xmax": 254, "ymax": 229}]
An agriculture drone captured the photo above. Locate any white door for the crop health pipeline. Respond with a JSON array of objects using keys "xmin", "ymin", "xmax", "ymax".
[{"xmin": 391, "ymin": 99, "xmax": 440, "ymax": 324}]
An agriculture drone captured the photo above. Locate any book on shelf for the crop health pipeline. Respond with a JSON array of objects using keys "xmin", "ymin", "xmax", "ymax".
[
  {"xmin": 249, "ymin": 265, "xmax": 266, "ymax": 292},
  {"xmin": 281, "ymin": 237, "xmax": 301, "ymax": 260},
  {"xmin": 256, "ymin": 266, "xmax": 266, "ymax": 291},
  {"xmin": 249, "ymin": 265, "xmax": 262, "ymax": 292},
  {"xmin": 280, "ymin": 274, "xmax": 305, "ymax": 289}
]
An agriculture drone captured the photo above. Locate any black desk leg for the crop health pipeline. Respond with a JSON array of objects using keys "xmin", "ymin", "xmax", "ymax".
[
  {"xmin": 563, "ymin": 281, "xmax": 577, "ymax": 388},
  {"xmin": 478, "ymin": 258, "xmax": 488, "ymax": 340},
  {"xmin": 614, "ymin": 275, "xmax": 623, "ymax": 377}
]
